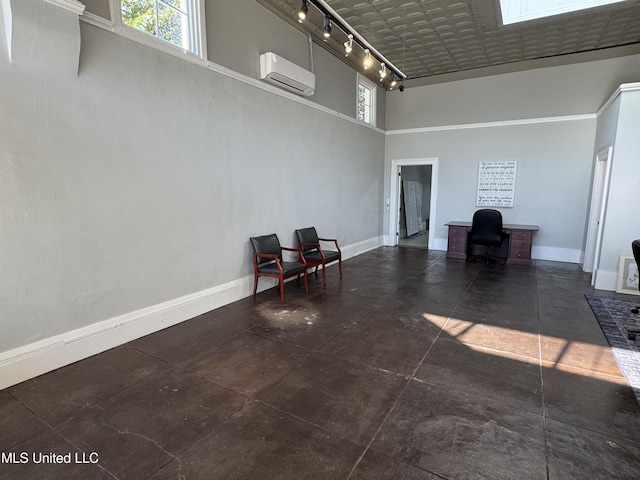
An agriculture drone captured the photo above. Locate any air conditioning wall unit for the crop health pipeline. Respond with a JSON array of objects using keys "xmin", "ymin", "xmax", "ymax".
[{"xmin": 259, "ymin": 52, "xmax": 315, "ymax": 97}]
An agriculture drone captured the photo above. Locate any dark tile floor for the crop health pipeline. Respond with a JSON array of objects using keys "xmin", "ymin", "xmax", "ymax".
[{"xmin": 3, "ymin": 247, "xmax": 640, "ymax": 479}]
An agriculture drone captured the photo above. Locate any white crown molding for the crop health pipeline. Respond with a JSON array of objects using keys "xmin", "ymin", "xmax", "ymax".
[
  {"xmin": 80, "ymin": 11, "xmax": 114, "ymax": 31},
  {"xmin": 205, "ymin": 60, "xmax": 385, "ymax": 134},
  {"xmin": 45, "ymin": 0, "xmax": 86, "ymax": 15},
  {"xmin": 385, "ymin": 114, "xmax": 595, "ymax": 135},
  {"xmin": 596, "ymin": 82, "xmax": 640, "ymax": 117},
  {"xmin": 77, "ymin": 10, "xmax": 385, "ymax": 135}
]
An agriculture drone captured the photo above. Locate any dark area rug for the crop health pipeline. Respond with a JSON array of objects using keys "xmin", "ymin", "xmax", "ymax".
[{"xmin": 586, "ymin": 295, "xmax": 640, "ymax": 405}]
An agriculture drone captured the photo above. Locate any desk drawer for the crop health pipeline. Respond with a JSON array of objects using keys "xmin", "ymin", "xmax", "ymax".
[
  {"xmin": 448, "ymin": 226, "xmax": 468, "ymax": 237},
  {"xmin": 448, "ymin": 234, "xmax": 467, "ymax": 246},
  {"xmin": 448, "ymin": 243, "xmax": 466, "ymax": 254},
  {"xmin": 510, "ymin": 239, "xmax": 531, "ymax": 252},
  {"xmin": 510, "ymin": 247, "xmax": 532, "ymax": 261},
  {"xmin": 511, "ymin": 230, "xmax": 532, "ymax": 241}
]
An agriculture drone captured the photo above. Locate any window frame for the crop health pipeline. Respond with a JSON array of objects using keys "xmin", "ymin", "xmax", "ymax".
[
  {"xmin": 111, "ymin": 0, "xmax": 207, "ymax": 60},
  {"xmin": 356, "ymin": 73, "xmax": 377, "ymax": 127}
]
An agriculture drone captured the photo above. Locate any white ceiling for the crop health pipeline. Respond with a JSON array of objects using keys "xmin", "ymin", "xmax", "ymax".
[{"xmin": 257, "ymin": 0, "xmax": 640, "ymax": 85}]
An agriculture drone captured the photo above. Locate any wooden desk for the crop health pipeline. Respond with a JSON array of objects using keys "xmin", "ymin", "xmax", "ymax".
[{"xmin": 445, "ymin": 221, "xmax": 539, "ymax": 265}]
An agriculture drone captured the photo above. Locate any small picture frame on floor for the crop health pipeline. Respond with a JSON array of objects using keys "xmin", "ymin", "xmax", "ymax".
[{"xmin": 616, "ymin": 253, "xmax": 640, "ymax": 296}]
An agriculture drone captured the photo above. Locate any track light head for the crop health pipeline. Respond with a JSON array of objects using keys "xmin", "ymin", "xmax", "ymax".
[
  {"xmin": 344, "ymin": 34, "xmax": 353, "ymax": 56},
  {"xmin": 379, "ymin": 63, "xmax": 387, "ymax": 80},
  {"xmin": 388, "ymin": 73, "xmax": 396, "ymax": 90},
  {"xmin": 363, "ymin": 49, "xmax": 373, "ymax": 69},
  {"xmin": 323, "ymin": 16, "xmax": 332, "ymax": 38},
  {"xmin": 297, "ymin": 0, "xmax": 308, "ymax": 22}
]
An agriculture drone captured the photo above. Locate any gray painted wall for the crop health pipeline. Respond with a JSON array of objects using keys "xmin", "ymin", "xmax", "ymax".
[
  {"xmin": 0, "ymin": 2, "xmax": 384, "ymax": 353},
  {"xmin": 206, "ymin": 0, "xmax": 386, "ymax": 129},
  {"xmin": 385, "ymin": 56, "xmax": 640, "ymax": 263},
  {"xmin": 83, "ymin": 0, "xmax": 387, "ymax": 128},
  {"xmin": 83, "ymin": 0, "xmax": 111, "ymax": 19},
  {"xmin": 385, "ymin": 121, "xmax": 596, "ymax": 258},
  {"xmin": 387, "ymin": 54, "xmax": 640, "ymax": 130}
]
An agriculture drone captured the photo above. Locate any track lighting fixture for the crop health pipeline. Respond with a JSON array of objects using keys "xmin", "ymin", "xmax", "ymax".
[
  {"xmin": 343, "ymin": 34, "xmax": 353, "ymax": 56},
  {"xmin": 291, "ymin": 0, "xmax": 406, "ymax": 81},
  {"xmin": 363, "ymin": 49, "xmax": 373, "ymax": 69},
  {"xmin": 379, "ymin": 63, "xmax": 387, "ymax": 80},
  {"xmin": 323, "ymin": 16, "xmax": 332, "ymax": 38},
  {"xmin": 297, "ymin": 0, "xmax": 308, "ymax": 22}
]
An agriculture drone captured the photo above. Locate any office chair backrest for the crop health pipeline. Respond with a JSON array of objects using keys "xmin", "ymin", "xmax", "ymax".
[
  {"xmin": 250, "ymin": 234, "xmax": 282, "ymax": 265},
  {"xmin": 471, "ymin": 209, "xmax": 503, "ymax": 244},
  {"xmin": 295, "ymin": 227, "xmax": 320, "ymax": 252},
  {"xmin": 632, "ymin": 239, "xmax": 640, "ymax": 291}
]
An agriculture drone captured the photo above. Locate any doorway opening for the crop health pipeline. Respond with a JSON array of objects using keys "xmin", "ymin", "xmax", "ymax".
[
  {"xmin": 584, "ymin": 146, "xmax": 613, "ymax": 282},
  {"xmin": 389, "ymin": 158, "xmax": 438, "ymax": 250}
]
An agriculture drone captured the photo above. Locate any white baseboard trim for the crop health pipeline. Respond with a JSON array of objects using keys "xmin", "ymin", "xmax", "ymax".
[
  {"xmin": 593, "ymin": 269, "xmax": 618, "ymax": 292},
  {"xmin": 0, "ymin": 236, "xmax": 383, "ymax": 390},
  {"xmin": 388, "ymin": 237, "xmax": 580, "ymax": 264},
  {"xmin": 531, "ymin": 246, "xmax": 582, "ymax": 264},
  {"xmin": 342, "ymin": 235, "xmax": 384, "ymax": 258}
]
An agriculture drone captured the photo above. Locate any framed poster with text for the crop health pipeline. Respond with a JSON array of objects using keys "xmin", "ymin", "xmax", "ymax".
[{"xmin": 476, "ymin": 161, "xmax": 517, "ymax": 208}]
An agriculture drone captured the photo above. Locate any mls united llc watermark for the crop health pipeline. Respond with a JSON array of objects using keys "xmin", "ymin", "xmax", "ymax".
[{"xmin": 1, "ymin": 451, "xmax": 99, "ymax": 464}]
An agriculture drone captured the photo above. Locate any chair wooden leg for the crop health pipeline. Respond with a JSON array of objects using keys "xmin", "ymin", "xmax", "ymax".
[
  {"xmin": 338, "ymin": 258, "xmax": 343, "ymax": 278},
  {"xmin": 303, "ymin": 271, "xmax": 309, "ymax": 293},
  {"xmin": 278, "ymin": 275, "xmax": 285, "ymax": 303},
  {"xmin": 321, "ymin": 263, "xmax": 327, "ymax": 286},
  {"xmin": 252, "ymin": 275, "xmax": 259, "ymax": 298},
  {"xmin": 314, "ymin": 266, "xmax": 319, "ymax": 276}
]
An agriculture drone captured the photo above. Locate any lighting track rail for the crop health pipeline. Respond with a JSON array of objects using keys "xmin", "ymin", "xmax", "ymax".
[{"xmin": 301, "ymin": 0, "xmax": 406, "ymax": 80}]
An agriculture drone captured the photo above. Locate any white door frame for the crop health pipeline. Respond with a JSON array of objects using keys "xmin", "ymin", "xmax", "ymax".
[
  {"xmin": 388, "ymin": 158, "xmax": 438, "ymax": 248},
  {"xmin": 584, "ymin": 147, "xmax": 613, "ymax": 282}
]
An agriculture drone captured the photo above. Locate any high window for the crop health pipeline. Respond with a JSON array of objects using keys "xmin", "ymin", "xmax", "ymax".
[
  {"xmin": 119, "ymin": 0, "xmax": 202, "ymax": 54},
  {"xmin": 357, "ymin": 74, "xmax": 376, "ymax": 126}
]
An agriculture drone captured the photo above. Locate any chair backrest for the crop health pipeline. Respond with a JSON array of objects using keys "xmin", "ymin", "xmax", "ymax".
[
  {"xmin": 471, "ymin": 209, "xmax": 503, "ymax": 244},
  {"xmin": 632, "ymin": 239, "xmax": 640, "ymax": 291},
  {"xmin": 250, "ymin": 234, "xmax": 282, "ymax": 264},
  {"xmin": 295, "ymin": 227, "xmax": 319, "ymax": 252}
]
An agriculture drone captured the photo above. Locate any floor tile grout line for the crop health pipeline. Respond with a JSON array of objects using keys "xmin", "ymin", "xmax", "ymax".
[
  {"xmin": 542, "ymin": 415, "xmax": 640, "ymax": 446},
  {"xmin": 346, "ymin": 257, "xmax": 484, "ymax": 480},
  {"xmin": 26, "ymin": 411, "xmax": 122, "ymax": 480},
  {"xmin": 9, "ymin": 252, "xmax": 632, "ymax": 478},
  {"xmin": 535, "ymin": 261, "xmax": 551, "ymax": 480}
]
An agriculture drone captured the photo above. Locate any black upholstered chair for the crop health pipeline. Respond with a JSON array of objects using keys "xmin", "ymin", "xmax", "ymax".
[
  {"xmin": 633, "ymin": 240, "xmax": 640, "ymax": 291},
  {"xmin": 295, "ymin": 227, "xmax": 342, "ymax": 286},
  {"xmin": 628, "ymin": 239, "xmax": 640, "ymax": 340},
  {"xmin": 249, "ymin": 234, "xmax": 308, "ymax": 303},
  {"xmin": 466, "ymin": 209, "xmax": 506, "ymax": 265}
]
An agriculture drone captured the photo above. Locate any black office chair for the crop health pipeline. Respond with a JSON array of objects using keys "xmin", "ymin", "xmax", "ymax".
[
  {"xmin": 466, "ymin": 209, "xmax": 506, "ymax": 265},
  {"xmin": 627, "ymin": 239, "xmax": 640, "ymax": 340},
  {"xmin": 249, "ymin": 234, "xmax": 308, "ymax": 303},
  {"xmin": 295, "ymin": 227, "xmax": 342, "ymax": 286}
]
